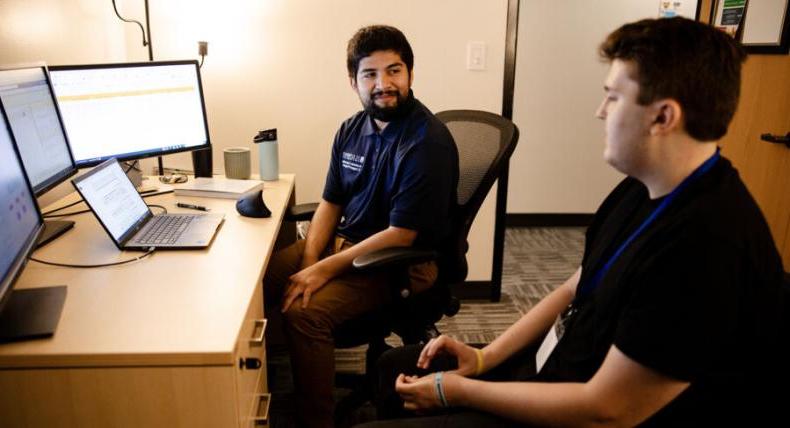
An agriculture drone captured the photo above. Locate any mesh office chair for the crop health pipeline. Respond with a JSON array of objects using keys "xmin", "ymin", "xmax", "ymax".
[{"xmin": 283, "ymin": 109, "xmax": 519, "ymax": 423}]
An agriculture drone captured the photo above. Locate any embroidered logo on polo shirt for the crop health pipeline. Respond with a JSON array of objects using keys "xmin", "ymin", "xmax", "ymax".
[{"xmin": 341, "ymin": 152, "xmax": 365, "ymax": 172}]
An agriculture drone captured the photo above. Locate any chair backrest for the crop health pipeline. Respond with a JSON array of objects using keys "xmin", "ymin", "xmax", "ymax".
[{"xmin": 435, "ymin": 110, "xmax": 519, "ymax": 285}]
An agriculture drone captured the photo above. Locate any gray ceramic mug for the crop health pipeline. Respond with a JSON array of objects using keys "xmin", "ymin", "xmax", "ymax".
[{"xmin": 223, "ymin": 147, "xmax": 251, "ymax": 179}]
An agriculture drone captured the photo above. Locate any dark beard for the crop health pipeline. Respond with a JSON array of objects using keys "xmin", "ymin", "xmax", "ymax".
[{"xmin": 364, "ymin": 90, "xmax": 415, "ymax": 122}]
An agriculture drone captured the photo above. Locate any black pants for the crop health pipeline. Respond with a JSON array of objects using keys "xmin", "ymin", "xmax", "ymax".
[{"xmin": 355, "ymin": 343, "xmax": 539, "ymax": 428}]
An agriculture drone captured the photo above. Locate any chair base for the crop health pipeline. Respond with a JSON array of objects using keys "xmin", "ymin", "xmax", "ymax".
[{"xmin": 334, "ymin": 340, "xmax": 393, "ymax": 426}]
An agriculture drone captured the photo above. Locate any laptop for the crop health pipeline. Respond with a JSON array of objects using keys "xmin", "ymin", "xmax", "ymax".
[{"xmin": 72, "ymin": 158, "xmax": 224, "ymax": 250}]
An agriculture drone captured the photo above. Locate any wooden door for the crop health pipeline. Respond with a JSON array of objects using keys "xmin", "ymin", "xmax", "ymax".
[
  {"xmin": 701, "ymin": 1, "xmax": 790, "ymax": 270},
  {"xmin": 722, "ymin": 56, "xmax": 790, "ymax": 270}
]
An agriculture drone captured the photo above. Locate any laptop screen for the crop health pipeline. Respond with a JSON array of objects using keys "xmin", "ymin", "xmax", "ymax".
[{"xmin": 73, "ymin": 159, "xmax": 150, "ymax": 243}]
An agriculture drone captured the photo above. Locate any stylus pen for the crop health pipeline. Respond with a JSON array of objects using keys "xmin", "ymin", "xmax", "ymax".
[{"xmin": 177, "ymin": 202, "xmax": 209, "ymax": 211}]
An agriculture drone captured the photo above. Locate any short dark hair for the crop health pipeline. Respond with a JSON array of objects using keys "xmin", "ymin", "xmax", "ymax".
[
  {"xmin": 599, "ymin": 17, "xmax": 746, "ymax": 141},
  {"xmin": 346, "ymin": 25, "xmax": 414, "ymax": 79}
]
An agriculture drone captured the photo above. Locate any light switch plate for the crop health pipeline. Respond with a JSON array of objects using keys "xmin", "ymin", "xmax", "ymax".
[{"xmin": 467, "ymin": 41, "xmax": 486, "ymax": 71}]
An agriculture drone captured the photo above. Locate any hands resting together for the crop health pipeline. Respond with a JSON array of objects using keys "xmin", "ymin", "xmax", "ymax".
[{"xmin": 396, "ymin": 335, "xmax": 483, "ymax": 412}]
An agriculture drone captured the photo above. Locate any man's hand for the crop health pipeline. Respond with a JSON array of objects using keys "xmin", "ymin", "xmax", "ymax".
[
  {"xmin": 395, "ymin": 373, "xmax": 440, "ymax": 412},
  {"xmin": 396, "ymin": 372, "xmax": 464, "ymax": 412},
  {"xmin": 281, "ymin": 263, "xmax": 332, "ymax": 312},
  {"xmin": 418, "ymin": 335, "xmax": 480, "ymax": 377}
]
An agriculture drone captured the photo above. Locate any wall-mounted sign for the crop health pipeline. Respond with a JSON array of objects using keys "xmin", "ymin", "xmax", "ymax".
[{"xmin": 658, "ymin": 0, "xmax": 701, "ymax": 19}]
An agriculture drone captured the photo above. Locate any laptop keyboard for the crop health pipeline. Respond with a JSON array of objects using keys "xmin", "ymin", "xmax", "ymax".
[{"xmin": 136, "ymin": 215, "xmax": 197, "ymax": 245}]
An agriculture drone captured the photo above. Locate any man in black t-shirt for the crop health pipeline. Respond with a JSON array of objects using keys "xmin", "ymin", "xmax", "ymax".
[{"xmin": 361, "ymin": 17, "xmax": 786, "ymax": 428}]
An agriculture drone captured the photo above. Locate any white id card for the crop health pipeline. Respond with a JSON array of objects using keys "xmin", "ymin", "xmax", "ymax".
[{"xmin": 535, "ymin": 320, "xmax": 559, "ymax": 373}]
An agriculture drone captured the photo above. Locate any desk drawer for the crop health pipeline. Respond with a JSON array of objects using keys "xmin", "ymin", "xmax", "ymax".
[
  {"xmin": 235, "ymin": 283, "xmax": 267, "ymax": 426},
  {"xmin": 0, "ymin": 365, "xmax": 238, "ymax": 427}
]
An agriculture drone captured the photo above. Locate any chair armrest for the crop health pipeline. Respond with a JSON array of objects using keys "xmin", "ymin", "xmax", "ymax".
[
  {"xmin": 285, "ymin": 202, "xmax": 320, "ymax": 222},
  {"xmin": 352, "ymin": 247, "xmax": 437, "ymax": 271}
]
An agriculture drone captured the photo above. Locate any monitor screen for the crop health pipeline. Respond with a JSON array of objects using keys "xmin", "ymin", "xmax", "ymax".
[
  {"xmin": 0, "ymin": 102, "xmax": 43, "ymax": 313},
  {"xmin": 49, "ymin": 60, "xmax": 211, "ymax": 167},
  {"xmin": 0, "ymin": 65, "xmax": 77, "ymax": 196}
]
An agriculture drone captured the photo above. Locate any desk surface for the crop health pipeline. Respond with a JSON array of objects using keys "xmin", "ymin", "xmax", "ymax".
[{"xmin": 0, "ymin": 175, "xmax": 294, "ymax": 369}]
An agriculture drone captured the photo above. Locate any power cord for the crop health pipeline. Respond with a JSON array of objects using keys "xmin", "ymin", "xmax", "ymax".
[
  {"xmin": 42, "ymin": 191, "xmax": 174, "ymax": 219},
  {"xmin": 30, "ymin": 204, "xmax": 166, "ymax": 268},
  {"xmin": 198, "ymin": 41, "xmax": 208, "ymax": 69},
  {"xmin": 43, "ymin": 209, "xmax": 91, "ymax": 219},
  {"xmin": 42, "ymin": 199, "xmax": 84, "ymax": 217},
  {"xmin": 111, "ymin": 0, "xmax": 148, "ymax": 48},
  {"xmin": 30, "ymin": 247, "xmax": 155, "ymax": 269},
  {"xmin": 41, "ymin": 163, "xmax": 138, "ymax": 217},
  {"xmin": 147, "ymin": 204, "xmax": 168, "ymax": 214}
]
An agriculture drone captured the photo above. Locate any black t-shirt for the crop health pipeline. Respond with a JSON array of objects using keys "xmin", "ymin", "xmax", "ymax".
[{"xmin": 536, "ymin": 156, "xmax": 785, "ymax": 426}]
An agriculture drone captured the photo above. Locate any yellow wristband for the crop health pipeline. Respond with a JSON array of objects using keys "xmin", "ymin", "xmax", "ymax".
[{"xmin": 474, "ymin": 348, "xmax": 485, "ymax": 377}]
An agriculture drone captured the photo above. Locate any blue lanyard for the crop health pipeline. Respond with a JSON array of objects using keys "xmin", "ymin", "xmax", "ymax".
[{"xmin": 576, "ymin": 149, "xmax": 721, "ymax": 299}]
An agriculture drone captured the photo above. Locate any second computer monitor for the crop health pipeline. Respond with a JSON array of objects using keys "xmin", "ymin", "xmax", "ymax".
[
  {"xmin": 49, "ymin": 60, "xmax": 211, "ymax": 167},
  {"xmin": 0, "ymin": 64, "xmax": 77, "ymax": 196},
  {"xmin": 0, "ymin": 64, "xmax": 79, "ymax": 248}
]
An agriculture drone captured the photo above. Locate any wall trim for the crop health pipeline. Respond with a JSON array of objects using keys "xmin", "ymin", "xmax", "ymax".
[
  {"xmin": 451, "ymin": 281, "xmax": 495, "ymax": 301},
  {"xmin": 506, "ymin": 213, "xmax": 594, "ymax": 228}
]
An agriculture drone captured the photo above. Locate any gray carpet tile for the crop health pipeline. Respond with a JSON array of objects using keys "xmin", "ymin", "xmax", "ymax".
[{"xmin": 502, "ymin": 227, "xmax": 585, "ymax": 313}]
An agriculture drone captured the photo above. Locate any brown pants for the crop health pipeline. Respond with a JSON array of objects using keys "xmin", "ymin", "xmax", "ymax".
[{"xmin": 263, "ymin": 237, "xmax": 436, "ymax": 428}]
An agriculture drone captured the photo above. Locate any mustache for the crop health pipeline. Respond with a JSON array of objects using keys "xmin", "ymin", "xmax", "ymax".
[{"xmin": 372, "ymin": 90, "xmax": 400, "ymax": 98}]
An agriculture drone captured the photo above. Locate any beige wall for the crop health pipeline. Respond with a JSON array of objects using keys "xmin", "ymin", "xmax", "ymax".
[
  {"xmin": 508, "ymin": 0, "xmax": 695, "ymax": 213},
  {"xmin": 0, "ymin": 0, "xmax": 127, "ymax": 207},
  {"xmin": 0, "ymin": 0, "xmax": 507, "ymax": 280}
]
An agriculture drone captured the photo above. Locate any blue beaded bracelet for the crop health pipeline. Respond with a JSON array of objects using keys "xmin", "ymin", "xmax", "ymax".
[{"xmin": 435, "ymin": 372, "xmax": 449, "ymax": 407}]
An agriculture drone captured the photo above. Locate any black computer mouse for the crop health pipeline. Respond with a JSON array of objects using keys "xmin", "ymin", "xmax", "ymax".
[{"xmin": 236, "ymin": 189, "xmax": 272, "ymax": 218}]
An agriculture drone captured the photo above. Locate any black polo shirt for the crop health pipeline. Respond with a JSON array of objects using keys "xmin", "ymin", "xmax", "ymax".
[
  {"xmin": 322, "ymin": 96, "xmax": 458, "ymax": 249},
  {"xmin": 535, "ymin": 156, "xmax": 785, "ymax": 426}
]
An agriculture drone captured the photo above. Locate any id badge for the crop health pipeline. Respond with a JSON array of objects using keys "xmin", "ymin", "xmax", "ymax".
[{"xmin": 535, "ymin": 304, "xmax": 577, "ymax": 373}]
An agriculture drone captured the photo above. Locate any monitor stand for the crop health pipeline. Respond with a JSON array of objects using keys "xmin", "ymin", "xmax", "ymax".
[
  {"xmin": 0, "ymin": 286, "xmax": 67, "ymax": 343},
  {"xmin": 123, "ymin": 161, "xmax": 160, "ymax": 194},
  {"xmin": 35, "ymin": 220, "xmax": 75, "ymax": 249}
]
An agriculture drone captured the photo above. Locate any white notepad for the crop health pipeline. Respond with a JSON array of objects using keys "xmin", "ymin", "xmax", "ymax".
[{"xmin": 174, "ymin": 177, "xmax": 264, "ymax": 199}]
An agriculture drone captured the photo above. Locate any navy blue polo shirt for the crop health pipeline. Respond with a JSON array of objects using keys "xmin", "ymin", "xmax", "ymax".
[{"xmin": 322, "ymin": 97, "xmax": 458, "ymax": 249}]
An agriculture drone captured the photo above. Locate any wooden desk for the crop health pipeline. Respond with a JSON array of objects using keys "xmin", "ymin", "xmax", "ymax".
[{"xmin": 0, "ymin": 174, "xmax": 295, "ymax": 428}]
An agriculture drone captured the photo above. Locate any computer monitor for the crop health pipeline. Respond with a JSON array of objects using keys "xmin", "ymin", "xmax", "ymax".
[
  {"xmin": 0, "ymin": 100, "xmax": 67, "ymax": 343},
  {"xmin": 48, "ymin": 60, "xmax": 212, "ymax": 170},
  {"xmin": 0, "ymin": 64, "xmax": 79, "ymax": 247}
]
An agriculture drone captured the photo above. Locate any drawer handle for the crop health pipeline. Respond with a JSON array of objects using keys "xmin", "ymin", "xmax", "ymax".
[
  {"xmin": 250, "ymin": 393, "xmax": 271, "ymax": 425},
  {"xmin": 239, "ymin": 357, "xmax": 262, "ymax": 370},
  {"xmin": 249, "ymin": 319, "xmax": 267, "ymax": 345}
]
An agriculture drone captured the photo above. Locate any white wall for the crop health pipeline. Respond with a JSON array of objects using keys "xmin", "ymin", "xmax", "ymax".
[
  {"xmin": 508, "ymin": 0, "xmax": 692, "ymax": 213},
  {"xmin": 0, "ymin": 0, "xmax": 508, "ymax": 281}
]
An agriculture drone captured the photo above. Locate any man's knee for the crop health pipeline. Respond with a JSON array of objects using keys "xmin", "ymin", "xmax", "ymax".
[
  {"xmin": 282, "ymin": 304, "xmax": 333, "ymax": 339},
  {"xmin": 263, "ymin": 240, "xmax": 306, "ymax": 301}
]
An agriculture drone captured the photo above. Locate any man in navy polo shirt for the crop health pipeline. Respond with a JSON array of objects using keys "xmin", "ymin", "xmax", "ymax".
[{"xmin": 263, "ymin": 25, "xmax": 458, "ymax": 427}]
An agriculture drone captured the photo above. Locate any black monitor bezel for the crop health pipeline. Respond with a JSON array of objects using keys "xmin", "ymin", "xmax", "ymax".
[
  {"xmin": 48, "ymin": 60, "xmax": 212, "ymax": 169},
  {"xmin": 0, "ymin": 99, "xmax": 45, "ymax": 315},
  {"xmin": 0, "ymin": 63, "xmax": 78, "ymax": 197}
]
